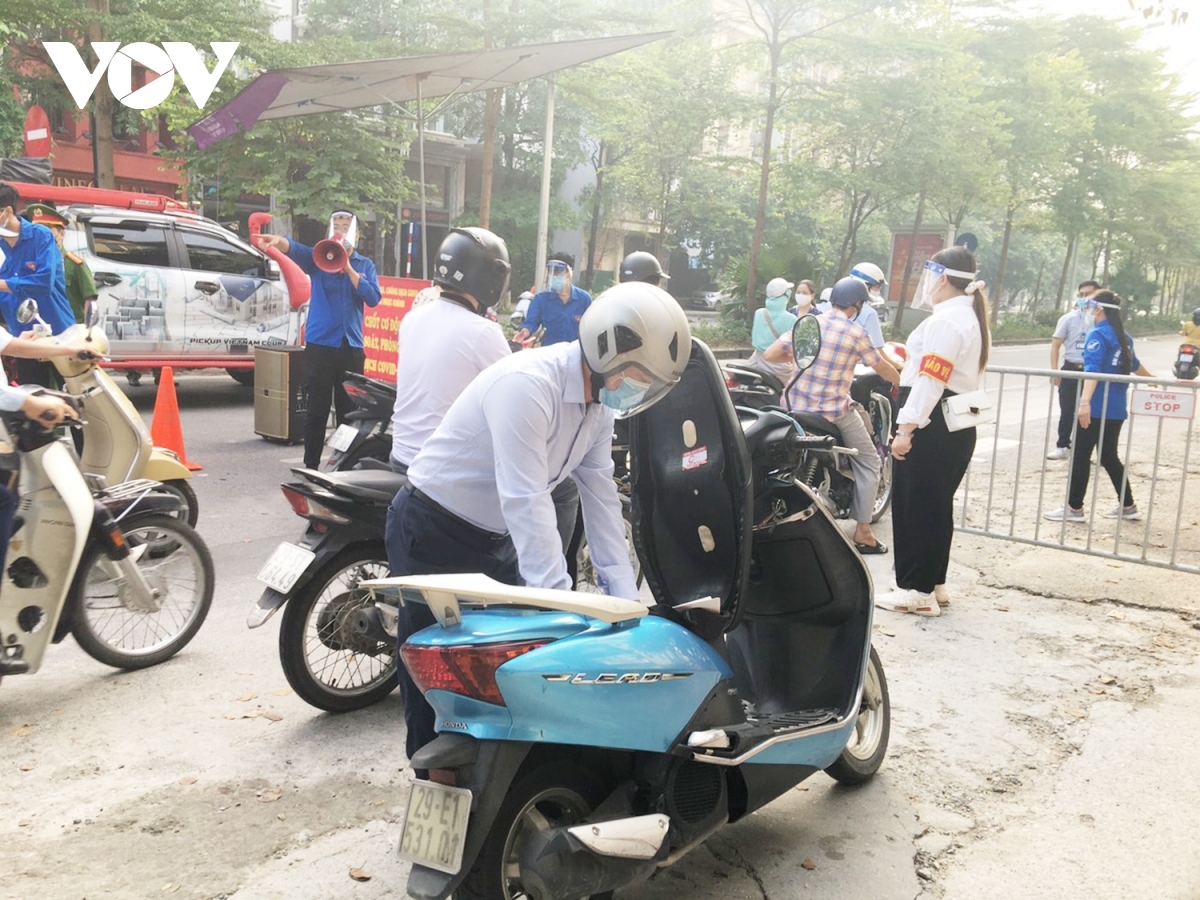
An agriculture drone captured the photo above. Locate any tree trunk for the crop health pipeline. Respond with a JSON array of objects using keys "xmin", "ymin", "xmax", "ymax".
[
  {"xmin": 745, "ymin": 41, "xmax": 780, "ymax": 312},
  {"xmin": 1031, "ymin": 256, "xmax": 1046, "ymax": 311},
  {"xmin": 582, "ymin": 141, "xmax": 606, "ymax": 291},
  {"xmin": 479, "ymin": 90, "xmax": 499, "ymax": 229},
  {"xmin": 1055, "ymin": 234, "xmax": 1075, "ymax": 311},
  {"xmin": 87, "ymin": 0, "xmax": 115, "ymax": 189},
  {"xmin": 1101, "ymin": 224, "xmax": 1113, "ymax": 284},
  {"xmin": 991, "ymin": 205, "xmax": 1014, "ymax": 326},
  {"xmin": 893, "ymin": 189, "xmax": 926, "ymax": 335}
]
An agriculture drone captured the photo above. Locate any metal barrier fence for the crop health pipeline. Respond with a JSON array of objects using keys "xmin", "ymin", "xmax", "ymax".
[{"xmin": 956, "ymin": 366, "xmax": 1199, "ymax": 575}]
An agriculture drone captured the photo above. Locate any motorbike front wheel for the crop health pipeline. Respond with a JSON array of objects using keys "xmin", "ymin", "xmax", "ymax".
[
  {"xmin": 160, "ymin": 478, "xmax": 200, "ymax": 527},
  {"xmin": 824, "ymin": 646, "xmax": 890, "ymax": 785},
  {"xmin": 457, "ymin": 760, "xmax": 614, "ymax": 900},
  {"xmin": 70, "ymin": 515, "xmax": 214, "ymax": 669},
  {"xmin": 278, "ymin": 546, "xmax": 396, "ymax": 712}
]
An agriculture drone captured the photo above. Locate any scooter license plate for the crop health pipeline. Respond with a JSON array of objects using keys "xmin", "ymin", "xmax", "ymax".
[
  {"xmin": 1182, "ymin": 353, "xmax": 1195, "ymax": 364},
  {"xmin": 397, "ymin": 781, "xmax": 472, "ymax": 874},
  {"xmin": 328, "ymin": 424, "xmax": 358, "ymax": 453},
  {"xmin": 256, "ymin": 542, "xmax": 316, "ymax": 594}
]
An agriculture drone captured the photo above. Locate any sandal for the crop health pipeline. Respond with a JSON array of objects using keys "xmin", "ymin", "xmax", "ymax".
[{"xmin": 854, "ymin": 540, "xmax": 888, "ymax": 555}]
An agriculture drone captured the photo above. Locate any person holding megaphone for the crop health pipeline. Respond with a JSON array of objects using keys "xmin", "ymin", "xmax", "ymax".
[{"xmin": 259, "ymin": 211, "xmax": 382, "ymax": 469}]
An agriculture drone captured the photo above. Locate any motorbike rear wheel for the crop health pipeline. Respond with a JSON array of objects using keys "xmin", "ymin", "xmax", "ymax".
[
  {"xmin": 70, "ymin": 515, "xmax": 214, "ymax": 669},
  {"xmin": 868, "ymin": 393, "xmax": 893, "ymax": 523},
  {"xmin": 824, "ymin": 647, "xmax": 890, "ymax": 785},
  {"xmin": 278, "ymin": 546, "xmax": 396, "ymax": 712},
  {"xmin": 160, "ymin": 478, "xmax": 200, "ymax": 527},
  {"xmin": 457, "ymin": 760, "xmax": 614, "ymax": 900}
]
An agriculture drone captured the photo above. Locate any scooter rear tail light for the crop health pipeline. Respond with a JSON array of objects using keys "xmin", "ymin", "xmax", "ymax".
[
  {"xmin": 280, "ymin": 485, "xmax": 350, "ymax": 525},
  {"xmin": 400, "ymin": 639, "xmax": 551, "ymax": 707},
  {"xmin": 344, "ymin": 383, "xmax": 370, "ymax": 404},
  {"xmin": 724, "ymin": 372, "xmax": 741, "ymax": 389}
]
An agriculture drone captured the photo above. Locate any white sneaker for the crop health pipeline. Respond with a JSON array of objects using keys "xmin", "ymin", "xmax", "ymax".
[
  {"xmin": 1046, "ymin": 447, "xmax": 1070, "ymax": 460},
  {"xmin": 1044, "ymin": 505, "xmax": 1085, "ymax": 522},
  {"xmin": 934, "ymin": 584, "xmax": 951, "ymax": 607},
  {"xmin": 874, "ymin": 589, "xmax": 941, "ymax": 617},
  {"xmin": 1102, "ymin": 504, "xmax": 1142, "ymax": 521}
]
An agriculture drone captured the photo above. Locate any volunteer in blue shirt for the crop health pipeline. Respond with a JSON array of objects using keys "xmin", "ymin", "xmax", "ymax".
[
  {"xmin": 387, "ymin": 282, "xmax": 690, "ymax": 774},
  {"xmin": 259, "ymin": 211, "xmax": 382, "ymax": 469},
  {"xmin": 513, "ymin": 252, "xmax": 592, "ymax": 346},
  {"xmin": 0, "ymin": 184, "xmax": 77, "ymax": 385},
  {"xmin": 1045, "ymin": 290, "xmax": 1152, "ymax": 523}
]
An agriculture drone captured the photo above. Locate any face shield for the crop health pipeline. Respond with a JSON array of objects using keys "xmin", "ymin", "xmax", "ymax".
[
  {"xmin": 546, "ymin": 260, "xmax": 571, "ymax": 292},
  {"xmin": 327, "ymin": 211, "xmax": 358, "ymax": 250},
  {"xmin": 598, "ymin": 362, "xmax": 677, "ymax": 419},
  {"xmin": 911, "ymin": 260, "xmax": 977, "ymax": 311}
]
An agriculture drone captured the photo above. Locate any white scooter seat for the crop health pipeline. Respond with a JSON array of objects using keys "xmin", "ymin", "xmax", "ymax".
[{"xmin": 359, "ymin": 573, "xmax": 649, "ymax": 628}]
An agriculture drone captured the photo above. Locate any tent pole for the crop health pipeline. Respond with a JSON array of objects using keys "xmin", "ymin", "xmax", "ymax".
[
  {"xmin": 417, "ymin": 76, "xmax": 428, "ymax": 281},
  {"xmin": 534, "ymin": 74, "xmax": 555, "ymax": 291}
]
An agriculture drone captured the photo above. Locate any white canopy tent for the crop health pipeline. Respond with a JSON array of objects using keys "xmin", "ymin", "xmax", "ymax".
[{"xmin": 189, "ymin": 33, "xmax": 670, "ymax": 279}]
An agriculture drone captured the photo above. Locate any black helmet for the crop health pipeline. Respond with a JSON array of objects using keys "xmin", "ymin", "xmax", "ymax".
[
  {"xmin": 619, "ymin": 251, "xmax": 669, "ymax": 285},
  {"xmin": 829, "ymin": 275, "xmax": 870, "ymax": 309},
  {"xmin": 1193, "ymin": 308, "xmax": 1200, "ymax": 326},
  {"xmin": 432, "ymin": 227, "xmax": 511, "ymax": 308}
]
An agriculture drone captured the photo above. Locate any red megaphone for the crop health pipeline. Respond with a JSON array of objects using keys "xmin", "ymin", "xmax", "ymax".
[{"xmin": 313, "ymin": 235, "xmax": 348, "ymax": 273}]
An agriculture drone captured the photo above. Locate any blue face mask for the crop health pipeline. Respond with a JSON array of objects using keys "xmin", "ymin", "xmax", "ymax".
[
  {"xmin": 599, "ymin": 375, "xmax": 652, "ymax": 414},
  {"xmin": 548, "ymin": 275, "xmax": 566, "ymax": 292},
  {"xmin": 1076, "ymin": 296, "xmax": 1089, "ymax": 310}
]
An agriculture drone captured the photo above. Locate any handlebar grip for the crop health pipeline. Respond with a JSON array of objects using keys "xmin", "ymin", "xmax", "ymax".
[{"xmin": 790, "ymin": 433, "xmax": 836, "ymax": 450}]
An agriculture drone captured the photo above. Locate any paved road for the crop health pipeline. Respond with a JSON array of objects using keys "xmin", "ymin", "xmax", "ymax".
[{"xmin": 2, "ymin": 337, "xmax": 1197, "ymax": 899}]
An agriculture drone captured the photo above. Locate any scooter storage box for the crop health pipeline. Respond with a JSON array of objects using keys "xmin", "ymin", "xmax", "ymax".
[{"xmin": 254, "ymin": 345, "xmax": 307, "ymax": 443}]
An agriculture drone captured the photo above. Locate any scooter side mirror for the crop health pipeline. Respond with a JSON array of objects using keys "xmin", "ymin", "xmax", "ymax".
[
  {"xmin": 791, "ymin": 314, "xmax": 822, "ymax": 373},
  {"xmin": 17, "ymin": 298, "xmax": 39, "ymax": 325},
  {"xmin": 84, "ymin": 300, "xmax": 96, "ymax": 331}
]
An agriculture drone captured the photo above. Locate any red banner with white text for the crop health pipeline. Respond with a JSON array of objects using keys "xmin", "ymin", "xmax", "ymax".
[{"xmin": 361, "ymin": 277, "xmax": 431, "ymax": 383}]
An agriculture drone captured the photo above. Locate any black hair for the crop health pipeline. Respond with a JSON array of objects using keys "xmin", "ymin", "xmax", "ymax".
[
  {"xmin": 930, "ymin": 245, "xmax": 991, "ymax": 371},
  {"xmin": 1092, "ymin": 289, "xmax": 1133, "ymax": 375},
  {"xmin": 548, "ymin": 251, "xmax": 575, "ymax": 269},
  {"xmin": 1078, "ymin": 280, "xmax": 1100, "ymax": 292},
  {"xmin": 0, "ymin": 183, "xmax": 17, "ymax": 213}
]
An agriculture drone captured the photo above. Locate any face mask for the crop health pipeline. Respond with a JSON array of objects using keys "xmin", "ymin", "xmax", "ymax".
[
  {"xmin": 600, "ymin": 374, "xmax": 652, "ymax": 413},
  {"xmin": 548, "ymin": 275, "xmax": 566, "ymax": 292},
  {"xmin": 1076, "ymin": 296, "xmax": 1090, "ymax": 310}
]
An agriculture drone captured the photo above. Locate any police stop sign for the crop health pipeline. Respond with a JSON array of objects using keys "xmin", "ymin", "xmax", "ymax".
[{"xmin": 1131, "ymin": 388, "xmax": 1195, "ymax": 420}]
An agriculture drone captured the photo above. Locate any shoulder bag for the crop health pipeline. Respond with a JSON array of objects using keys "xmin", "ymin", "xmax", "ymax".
[{"xmin": 941, "ymin": 389, "xmax": 994, "ymax": 432}]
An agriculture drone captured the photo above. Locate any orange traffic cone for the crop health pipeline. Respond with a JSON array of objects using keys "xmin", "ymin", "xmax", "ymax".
[{"xmin": 150, "ymin": 366, "xmax": 202, "ymax": 471}]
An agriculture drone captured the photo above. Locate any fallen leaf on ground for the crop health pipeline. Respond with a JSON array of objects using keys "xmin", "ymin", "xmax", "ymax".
[
  {"xmin": 18, "ymin": 818, "xmax": 31, "ymax": 827},
  {"xmin": 349, "ymin": 868, "xmax": 371, "ymax": 882},
  {"xmin": 19, "ymin": 762, "xmax": 35, "ymax": 772},
  {"xmin": 1100, "ymin": 676, "xmax": 1117, "ymax": 685},
  {"xmin": 271, "ymin": 688, "xmax": 292, "ymax": 697},
  {"xmin": 162, "ymin": 885, "xmax": 180, "ymax": 894},
  {"xmin": 237, "ymin": 692, "xmax": 258, "ymax": 702},
  {"xmin": 277, "ymin": 813, "xmax": 285, "ymax": 821},
  {"xmin": 261, "ymin": 710, "xmax": 284, "ymax": 722},
  {"xmin": 801, "ymin": 859, "xmax": 817, "ymax": 870},
  {"xmin": 257, "ymin": 788, "xmax": 283, "ymax": 803},
  {"xmin": 1105, "ymin": 562, "xmax": 1124, "ymax": 568},
  {"xmin": 1065, "ymin": 708, "xmax": 1087, "ymax": 719},
  {"xmin": 879, "ymin": 628, "xmax": 895, "ymax": 637},
  {"xmin": 10, "ymin": 725, "xmax": 34, "ymax": 737},
  {"xmin": 179, "ymin": 775, "xmax": 198, "ymax": 785},
  {"xmin": 224, "ymin": 713, "xmax": 239, "ymax": 720},
  {"xmin": 1106, "ymin": 611, "xmax": 1125, "ymax": 620},
  {"xmin": 1087, "ymin": 687, "xmax": 1106, "ymax": 695},
  {"xmin": 994, "ymin": 606, "xmax": 1009, "ymax": 613},
  {"xmin": 794, "ymin": 786, "xmax": 809, "ymax": 791},
  {"xmin": 52, "ymin": 709, "xmax": 65, "ymax": 717}
]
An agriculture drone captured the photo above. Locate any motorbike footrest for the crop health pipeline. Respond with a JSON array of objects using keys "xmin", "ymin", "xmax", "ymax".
[{"xmin": 725, "ymin": 706, "xmax": 840, "ymax": 743}]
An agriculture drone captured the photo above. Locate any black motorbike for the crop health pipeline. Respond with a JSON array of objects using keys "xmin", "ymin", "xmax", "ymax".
[
  {"xmin": 1174, "ymin": 344, "xmax": 1199, "ymax": 380},
  {"xmin": 249, "ymin": 466, "xmax": 406, "ymax": 711}
]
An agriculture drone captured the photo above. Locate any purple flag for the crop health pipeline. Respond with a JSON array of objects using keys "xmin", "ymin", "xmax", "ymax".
[{"xmin": 187, "ymin": 73, "xmax": 290, "ymax": 149}]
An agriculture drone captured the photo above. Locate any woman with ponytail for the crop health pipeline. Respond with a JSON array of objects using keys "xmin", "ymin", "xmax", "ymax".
[
  {"xmin": 875, "ymin": 246, "xmax": 990, "ymax": 617},
  {"xmin": 1045, "ymin": 290, "xmax": 1152, "ymax": 523}
]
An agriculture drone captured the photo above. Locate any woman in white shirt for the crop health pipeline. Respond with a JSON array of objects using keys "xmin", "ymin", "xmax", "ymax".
[{"xmin": 875, "ymin": 247, "xmax": 991, "ymax": 617}]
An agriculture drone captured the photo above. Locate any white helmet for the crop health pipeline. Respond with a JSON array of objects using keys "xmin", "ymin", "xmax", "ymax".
[
  {"xmin": 579, "ymin": 282, "xmax": 691, "ymax": 419},
  {"xmin": 850, "ymin": 261, "xmax": 887, "ymax": 301}
]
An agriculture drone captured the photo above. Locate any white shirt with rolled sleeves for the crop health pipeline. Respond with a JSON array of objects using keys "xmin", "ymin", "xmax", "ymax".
[
  {"xmin": 897, "ymin": 295, "xmax": 984, "ymax": 429},
  {"xmin": 406, "ymin": 341, "xmax": 638, "ymax": 600},
  {"xmin": 389, "ymin": 296, "xmax": 511, "ymax": 467},
  {"xmin": 815, "ymin": 300, "xmax": 884, "ymax": 348}
]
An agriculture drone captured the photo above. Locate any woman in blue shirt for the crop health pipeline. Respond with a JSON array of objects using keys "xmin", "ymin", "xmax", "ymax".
[{"xmin": 1046, "ymin": 291, "xmax": 1152, "ymax": 522}]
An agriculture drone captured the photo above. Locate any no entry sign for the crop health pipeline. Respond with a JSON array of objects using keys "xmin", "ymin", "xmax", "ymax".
[
  {"xmin": 23, "ymin": 105, "xmax": 51, "ymax": 157},
  {"xmin": 1131, "ymin": 388, "xmax": 1195, "ymax": 420}
]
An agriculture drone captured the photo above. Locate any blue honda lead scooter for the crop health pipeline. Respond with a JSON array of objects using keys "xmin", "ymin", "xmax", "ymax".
[{"xmin": 363, "ymin": 321, "xmax": 890, "ymax": 900}]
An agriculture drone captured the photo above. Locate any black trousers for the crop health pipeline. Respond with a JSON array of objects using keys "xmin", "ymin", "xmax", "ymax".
[
  {"xmin": 892, "ymin": 389, "xmax": 976, "ymax": 594},
  {"xmin": 385, "ymin": 486, "xmax": 519, "ymax": 773},
  {"xmin": 303, "ymin": 340, "xmax": 364, "ymax": 469},
  {"xmin": 14, "ymin": 358, "xmax": 59, "ymax": 390},
  {"xmin": 1055, "ymin": 362, "xmax": 1084, "ymax": 449},
  {"xmin": 1068, "ymin": 418, "xmax": 1134, "ymax": 510}
]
